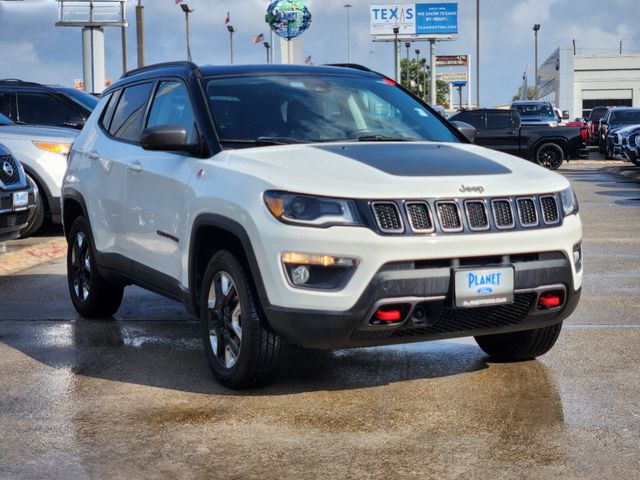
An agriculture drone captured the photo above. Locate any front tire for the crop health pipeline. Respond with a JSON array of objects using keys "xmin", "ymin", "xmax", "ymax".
[
  {"xmin": 66, "ymin": 217, "xmax": 124, "ymax": 318},
  {"xmin": 200, "ymin": 250, "xmax": 282, "ymax": 389},
  {"xmin": 18, "ymin": 175, "xmax": 44, "ymax": 239},
  {"xmin": 535, "ymin": 143, "xmax": 564, "ymax": 170},
  {"xmin": 475, "ymin": 322, "xmax": 563, "ymax": 360}
]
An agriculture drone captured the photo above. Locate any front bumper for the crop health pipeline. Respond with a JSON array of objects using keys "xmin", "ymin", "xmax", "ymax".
[
  {"xmin": 265, "ymin": 252, "xmax": 581, "ymax": 349},
  {"xmin": 0, "ymin": 185, "xmax": 37, "ymax": 240}
]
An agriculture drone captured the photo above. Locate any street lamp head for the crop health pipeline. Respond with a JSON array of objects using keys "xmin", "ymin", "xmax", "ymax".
[
  {"xmin": 344, "ymin": 3, "xmax": 352, "ymax": 7},
  {"xmin": 180, "ymin": 4, "xmax": 192, "ymax": 13},
  {"xmin": 415, "ymin": 49, "xmax": 420, "ymax": 55},
  {"xmin": 405, "ymin": 42, "xmax": 411, "ymax": 48},
  {"xmin": 227, "ymin": 25, "xmax": 235, "ymax": 33},
  {"xmin": 393, "ymin": 27, "xmax": 400, "ymax": 34},
  {"xmin": 263, "ymin": 41, "xmax": 271, "ymax": 48},
  {"xmin": 533, "ymin": 24, "xmax": 541, "ymax": 31}
]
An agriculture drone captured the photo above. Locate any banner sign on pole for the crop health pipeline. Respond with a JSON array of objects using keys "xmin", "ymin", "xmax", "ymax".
[
  {"xmin": 436, "ymin": 54, "xmax": 468, "ymax": 66},
  {"xmin": 436, "ymin": 71, "xmax": 468, "ymax": 82},
  {"xmin": 370, "ymin": 3, "xmax": 458, "ymax": 36}
]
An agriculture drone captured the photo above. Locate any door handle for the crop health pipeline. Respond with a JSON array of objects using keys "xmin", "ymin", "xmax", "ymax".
[
  {"xmin": 88, "ymin": 151, "xmax": 99, "ymax": 160},
  {"xmin": 127, "ymin": 161, "xmax": 143, "ymax": 173}
]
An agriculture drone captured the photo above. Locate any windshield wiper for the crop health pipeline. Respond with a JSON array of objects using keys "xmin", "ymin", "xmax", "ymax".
[
  {"xmin": 255, "ymin": 136, "xmax": 306, "ymax": 145},
  {"xmin": 355, "ymin": 135, "xmax": 415, "ymax": 142}
]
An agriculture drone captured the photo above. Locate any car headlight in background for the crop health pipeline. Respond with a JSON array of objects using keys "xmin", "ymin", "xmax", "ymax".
[
  {"xmin": 32, "ymin": 141, "xmax": 71, "ymax": 157},
  {"xmin": 560, "ymin": 186, "xmax": 579, "ymax": 216},
  {"xmin": 264, "ymin": 191, "xmax": 361, "ymax": 227}
]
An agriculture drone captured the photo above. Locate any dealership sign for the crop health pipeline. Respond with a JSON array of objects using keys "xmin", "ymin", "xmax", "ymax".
[
  {"xmin": 436, "ymin": 54, "xmax": 468, "ymax": 66},
  {"xmin": 370, "ymin": 3, "xmax": 458, "ymax": 36},
  {"xmin": 436, "ymin": 72, "xmax": 468, "ymax": 82}
]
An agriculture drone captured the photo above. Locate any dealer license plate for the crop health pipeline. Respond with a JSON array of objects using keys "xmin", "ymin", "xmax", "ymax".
[
  {"xmin": 454, "ymin": 266, "xmax": 514, "ymax": 308},
  {"xmin": 13, "ymin": 191, "xmax": 28, "ymax": 210}
]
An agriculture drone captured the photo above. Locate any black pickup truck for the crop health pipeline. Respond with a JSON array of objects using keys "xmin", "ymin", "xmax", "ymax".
[{"xmin": 449, "ymin": 109, "xmax": 588, "ymax": 169}]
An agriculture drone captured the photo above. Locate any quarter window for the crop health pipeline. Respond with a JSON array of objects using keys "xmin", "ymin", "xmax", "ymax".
[
  {"xmin": 486, "ymin": 112, "xmax": 515, "ymax": 129},
  {"xmin": 109, "ymin": 82, "xmax": 153, "ymax": 142},
  {"xmin": 146, "ymin": 81, "xmax": 197, "ymax": 142}
]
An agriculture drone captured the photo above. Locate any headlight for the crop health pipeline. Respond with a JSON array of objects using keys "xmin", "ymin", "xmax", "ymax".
[
  {"xmin": 560, "ymin": 186, "xmax": 579, "ymax": 216},
  {"xmin": 32, "ymin": 141, "xmax": 71, "ymax": 157},
  {"xmin": 264, "ymin": 191, "xmax": 361, "ymax": 228}
]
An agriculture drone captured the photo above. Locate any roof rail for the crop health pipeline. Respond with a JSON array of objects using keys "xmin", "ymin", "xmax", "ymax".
[
  {"xmin": 324, "ymin": 63, "xmax": 375, "ymax": 73},
  {"xmin": 120, "ymin": 61, "xmax": 200, "ymax": 79},
  {"xmin": 0, "ymin": 79, "xmax": 42, "ymax": 86}
]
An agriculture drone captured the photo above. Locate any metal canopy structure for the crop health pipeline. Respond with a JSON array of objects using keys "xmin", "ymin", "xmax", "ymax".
[{"xmin": 56, "ymin": 1, "xmax": 128, "ymax": 94}]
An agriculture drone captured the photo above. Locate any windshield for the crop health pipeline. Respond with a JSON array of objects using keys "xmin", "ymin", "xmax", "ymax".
[
  {"xmin": 512, "ymin": 103, "xmax": 555, "ymax": 118},
  {"xmin": 610, "ymin": 110, "xmax": 640, "ymax": 124},
  {"xmin": 202, "ymin": 74, "xmax": 460, "ymax": 145},
  {"xmin": 589, "ymin": 108, "xmax": 607, "ymax": 122},
  {"xmin": 0, "ymin": 112, "xmax": 14, "ymax": 125},
  {"xmin": 57, "ymin": 87, "xmax": 99, "ymax": 112}
]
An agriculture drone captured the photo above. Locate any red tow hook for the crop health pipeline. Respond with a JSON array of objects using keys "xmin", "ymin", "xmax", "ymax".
[
  {"xmin": 538, "ymin": 293, "xmax": 562, "ymax": 308},
  {"xmin": 375, "ymin": 308, "xmax": 402, "ymax": 322}
]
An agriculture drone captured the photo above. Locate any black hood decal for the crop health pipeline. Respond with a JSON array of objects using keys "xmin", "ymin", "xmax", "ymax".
[{"xmin": 313, "ymin": 143, "xmax": 512, "ymax": 176}]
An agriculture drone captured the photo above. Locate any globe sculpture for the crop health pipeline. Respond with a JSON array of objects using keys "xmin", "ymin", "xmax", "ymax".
[{"xmin": 265, "ymin": 0, "xmax": 312, "ymax": 40}]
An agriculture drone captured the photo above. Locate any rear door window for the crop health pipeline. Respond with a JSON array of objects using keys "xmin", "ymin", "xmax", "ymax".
[
  {"xmin": 451, "ymin": 111, "xmax": 485, "ymax": 129},
  {"xmin": 16, "ymin": 92, "xmax": 82, "ymax": 126},
  {"xmin": 109, "ymin": 82, "xmax": 154, "ymax": 142},
  {"xmin": 486, "ymin": 112, "xmax": 515, "ymax": 129}
]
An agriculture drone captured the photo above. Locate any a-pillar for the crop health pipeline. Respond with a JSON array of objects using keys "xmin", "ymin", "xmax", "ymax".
[{"xmin": 82, "ymin": 27, "xmax": 105, "ymax": 94}]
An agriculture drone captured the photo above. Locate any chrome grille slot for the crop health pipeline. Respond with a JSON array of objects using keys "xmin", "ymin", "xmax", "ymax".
[
  {"xmin": 0, "ymin": 155, "xmax": 21, "ymax": 186},
  {"xmin": 517, "ymin": 198, "xmax": 538, "ymax": 227},
  {"xmin": 372, "ymin": 202, "xmax": 403, "ymax": 233},
  {"xmin": 464, "ymin": 200, "xmax": 489, "ymax": 230},
  {"xmin": 405, "ymin": 202, "xmax": 434, "ymax": 233},
  {"xmin": 491, "ymin": 199, "xmax": 514, "ymax": 229},
  {"xmin": 436, "ymin": 201, "xmax": 463, "ymax": 232},
  {"xmin": 540, "ymin": 196, "xmax": 560, "ymax": 224}
]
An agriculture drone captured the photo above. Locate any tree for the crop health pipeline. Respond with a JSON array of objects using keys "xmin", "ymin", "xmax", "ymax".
[
  {"xmin": 400, "ymin": 58, "xmax": 450, "ymax": 108},
  {"xmin": 512, "ymin": 86, "xmax": 536, "ymax": 101}
]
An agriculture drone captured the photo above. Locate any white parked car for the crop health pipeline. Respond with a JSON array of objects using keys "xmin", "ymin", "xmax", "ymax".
[
  {"xmin": 63, "ymin": 63, "xmax": 583, "ymax": 388},
  {"xmin": 0, "ymin": 112, "xmax": 77, "ymax": 236}
]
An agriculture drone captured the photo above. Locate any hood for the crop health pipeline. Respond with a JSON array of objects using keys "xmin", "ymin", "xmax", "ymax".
[
  {"xmin": 610, "ymin": 124, "xmax": 640, "ymax": 135},
  {"xmin": 0, "ymin": 124, "xmax": 78, "ymax": 142},
  {"xmin": 218, "ymin": 142, "xmax": 569, "ymax": 199}
]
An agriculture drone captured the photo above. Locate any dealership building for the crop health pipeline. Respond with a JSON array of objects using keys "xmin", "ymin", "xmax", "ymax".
[{"xmin": 537, "ymin": 47, "xmax": 640, "ymax": 119}]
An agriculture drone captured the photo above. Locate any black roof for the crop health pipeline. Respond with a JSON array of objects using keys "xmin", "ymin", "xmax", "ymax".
[
  {"xmin": 107, "ymin": 61, "xmax": 380, "ymax": 94},
  {"xmin": 452, "ymin": 108, "xmax": 514, "ymax": 114}
]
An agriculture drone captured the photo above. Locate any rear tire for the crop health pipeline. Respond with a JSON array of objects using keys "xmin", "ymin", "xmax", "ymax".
[
  {"xmin": 18, "ymin": 175, "xmax": 44, "ymax": 239},
  {"xmin": 535, "ymin": 143, "xmax": 564, "ymax": 170},
  {"xmin": 66, "ymin": 217, "xmax": 124, "ymax": 318},
  {"xmin": 200, "ymin": 250, "xmax": 282, "ymax": 389},
  {"xmin": 475, "ymin": 322, "xmax": 563, "ymax": 361}
]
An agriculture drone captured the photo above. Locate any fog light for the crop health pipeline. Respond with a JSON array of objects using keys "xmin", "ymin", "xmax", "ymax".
[
  {"xmin": 573, "ymin": 242, "xmax": 582, "ymax": 271},
  {"xmin": 291, "ymin": 265, "xmax": 310, "ymax": 286}
]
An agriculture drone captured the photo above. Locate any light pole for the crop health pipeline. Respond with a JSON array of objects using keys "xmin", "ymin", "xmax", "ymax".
[
  {"xmin": 136, "ymin": 0, "xmax": 144, "ymax": 67},
  {"xmin": 533, "ymin": 24, "xmax": 540, "ymax": 100},
  {"xmin": 227, "ymin": 25, "xmax": 236, "ymax": 64},
  {"xmin": 476, "ymin": 0, "xmax": 480, "ymax": 107},
  {"xmin": 393, "ymin": 27, "xmax": 400, "ymax": 82},
  {"xmin": 180, "ymin": 3, "xmax": 193, "ymax": 62},
  {"xmin": 263, "ymin": 41, "xmax": 271, "ymax": 64},
  {"xmin": 415, "ymin": 49, "xmax": 420, "ymax": 96},
  {"xmin": 404, "ymin": 42, "xmax": 411, "ymax": 87},
  {"xmin": 344, "ymin": 4, "xmax": 352, "ymax": 63}
]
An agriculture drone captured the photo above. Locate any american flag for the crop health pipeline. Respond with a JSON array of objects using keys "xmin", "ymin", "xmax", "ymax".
[
  {"xmin": 224, "ymin": 11, "xmax": 230, "ymax": 25},
  {"xmin": 253, "ymin": 33, "xmax": 265, "ymax": 45},
  {"xmin": 175, "ymin": 0, "xmax": 183, "ymax": 4},
  {"xmin": 304, "ymin": 55, "xmax": 312, "ymax": 65}
]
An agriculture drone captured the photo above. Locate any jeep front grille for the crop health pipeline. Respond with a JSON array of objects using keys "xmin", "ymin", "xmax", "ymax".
[
  {"xmin": 464, "ymin": 200, "xmax": 489, "ymax": 230},
  {"xmin": 516, "ymin": 198, "xmax": 538, "ymax": 227},
  {"xmin": 405, "ymin": 202, "xmax": 434, "ymax": 232},
  {"xmin": 540, "ymin": 196, "xmax": 560, "ymax": 224},
  {"xmin": 436, "ymin": 201, "xmax": 462, "ymax": 232},
  {"xmin": 0, "ymin": 155, "xmax": 21, "ymax": 187},
  {"xmin": 372, "ymin": 202, "xmax": 403, "ymax": 233},
  {"xmin": 491, "ymin": 199, "xmax": 514, "ymax": 228}
]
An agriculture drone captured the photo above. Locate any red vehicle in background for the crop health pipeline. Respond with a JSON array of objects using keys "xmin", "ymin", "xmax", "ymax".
[{"xmin": 586, "ymin": 106, "xmax": 610, "ymax": 146}]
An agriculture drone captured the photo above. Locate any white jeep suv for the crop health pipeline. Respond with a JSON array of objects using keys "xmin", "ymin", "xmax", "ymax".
[{"xmin": 62, "ymin": 63, "xmax": 582, "ymax": 388}]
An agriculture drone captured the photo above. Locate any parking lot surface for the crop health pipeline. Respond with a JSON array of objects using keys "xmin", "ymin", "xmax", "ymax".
[{"xmin": 1, "ymin": 163, "xmax": 639, "ymax": 478}]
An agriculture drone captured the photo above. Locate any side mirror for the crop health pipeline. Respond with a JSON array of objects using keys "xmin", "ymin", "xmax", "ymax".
[
  {"xmin": 562, "ymin": 110, "xmax": 570, "ymax": 120},
  {"xmin": 451, "ymin": 120, "xmax": 477, "ymax": 142},
  {"xmin": 140, "ymin": 125, "xmax": 197, "ymax": 153}
]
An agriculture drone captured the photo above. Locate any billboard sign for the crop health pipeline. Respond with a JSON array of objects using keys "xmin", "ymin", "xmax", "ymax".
[
  {"xmin": 370, "ymin": 3, "xmax": 458, "ymax": 36},
  {"xmin": 436, "ymin": 54, "xmax": 468, "ymax": 67},
  {"xmin": 436, "ymin": 72, "xmax": 468, "ymax": 82}
]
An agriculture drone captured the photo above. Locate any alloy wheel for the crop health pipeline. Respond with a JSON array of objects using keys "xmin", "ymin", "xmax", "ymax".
[
  {"xmin": 207, "ymin": 271, "xmax": 242, "ymax": 369},
  {"xmin": 70, "ymin": 231, "xmax": 91, "ymax": 302},
  {"xmin": 538, "ymin": 145, "xmax": 563, "ymax": 169}
]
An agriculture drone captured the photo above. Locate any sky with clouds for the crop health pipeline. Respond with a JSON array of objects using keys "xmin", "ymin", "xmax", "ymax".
[{"xmin": 0, "ymin": 0, "xmax": 638, "ymax": 106}]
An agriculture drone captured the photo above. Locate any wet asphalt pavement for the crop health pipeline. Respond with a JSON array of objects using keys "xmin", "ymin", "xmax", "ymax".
[{"xmin": 0, "ymin": 163, "xmax": 639, "ymax": 479}]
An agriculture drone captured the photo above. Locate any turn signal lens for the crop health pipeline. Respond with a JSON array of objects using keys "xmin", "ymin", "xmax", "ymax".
[
  {"xmin": 32, "ymin": 142, "xmax": 71, "ymax": 156},
  {"xmin": 281, "ymin": 252, "xmax": 356, "ymax": 267}
]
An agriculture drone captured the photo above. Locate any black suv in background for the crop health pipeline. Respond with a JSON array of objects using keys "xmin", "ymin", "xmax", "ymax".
[
  {"xmin": 449, "ymin": 109, "xmax": 587, "ymax": 169},
  {"xmin": 0, "ymin": 79, "xmax": 98, "ymax": 130}
]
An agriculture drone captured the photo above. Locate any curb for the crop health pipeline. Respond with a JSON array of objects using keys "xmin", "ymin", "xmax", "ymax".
[
  {"xmin": 602, "ymin": 166, "xmax": 640, "ymax": 182},
  {"xmin": 0, "ymin": 238, "xmax": 67, "ymax": 276}
]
